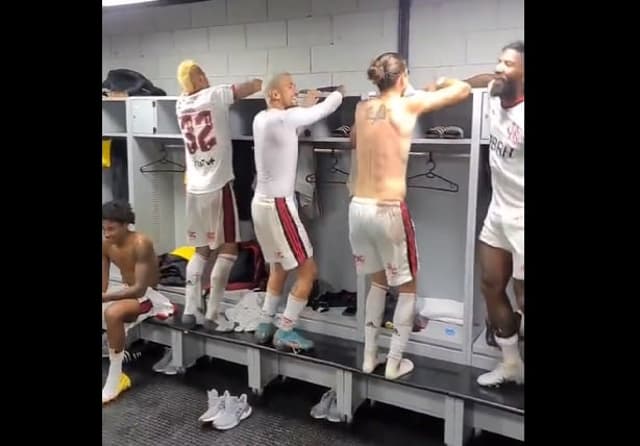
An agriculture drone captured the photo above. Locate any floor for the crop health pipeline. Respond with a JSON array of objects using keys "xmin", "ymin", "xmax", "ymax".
[{"xmin": 102, "ymin": 344, "xmax": 524, "ymax": 446}]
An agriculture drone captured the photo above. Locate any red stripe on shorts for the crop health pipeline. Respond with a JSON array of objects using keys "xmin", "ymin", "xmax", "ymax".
[
  {"xmin": 400, "ymin": 202, "xmax": 418, "ymax": 279},
  {"xmin": 275, "ymin": 198, "xmax": 308, "ymax": 266}
]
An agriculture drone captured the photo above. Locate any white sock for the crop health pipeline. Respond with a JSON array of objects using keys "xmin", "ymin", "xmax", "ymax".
[
  {"xmin": 261, "ymin": 291, "xmax": 281, "ymax": 323},
  {"xmin": 103, "ymin": 349, "xmax": 124, "ymax": 399},
  {"xmin": 185, "ymin": 253, "xmax": 207, "ymax": 315},
  {"xmin": 205, "ymin": 254, "xmax": 237, "ymax": 320},
  {"xmin": 496, "ymin": 334, "xmax": 522, "ymax": 365},
  {"xmin": 387, "ymin": 293, "xmax": 415, "ymax": 361},
  {"xmin": 280, "ymin": 294, "xmax": 307, "ymax": 331},
  {"xmin": 363, "ymin": 284, "xmax": 387, "ymax": 372}
]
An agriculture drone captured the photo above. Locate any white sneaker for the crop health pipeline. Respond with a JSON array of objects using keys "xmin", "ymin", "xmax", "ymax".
[
  {"xmin": 310, "ymin": 389, "xmax": 335, "ymax": 419},
  {"xmin": 198, "ymin": 390, "xmax": 228, "ymax": 423},
  {"xmin": 326, "ymin": 393, "xmax": 341, "ymax": 423},
  {"xmin": 152, "ymin": 348, "xmax": 172, "ymax": 373},
  {"xmin": 477, "ymin": 360, "xmax": 524, "ymax": 387},
  {"xmin": 213, "ymin": 393, "xmax": 252, "ymax": 430}
]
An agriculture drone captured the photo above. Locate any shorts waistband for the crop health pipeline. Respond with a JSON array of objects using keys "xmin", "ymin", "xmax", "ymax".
[
  {"xmin": 253, "ymin": 193, "xmax": 295, "ymax": 202},
  {"xmin": 351, "ymin": 196, "xmax": 404, "ymax": 207}
]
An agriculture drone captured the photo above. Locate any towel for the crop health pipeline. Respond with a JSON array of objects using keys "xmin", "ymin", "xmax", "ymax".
[
  {"xmin": 225, "ymin": 291, "xmax": 264, "ymax": 332},
  {"xmin": 418, "ymin": 297, "xmax": 464, "ymax": 326},
  {"xmin": 102, "ymin": 285, "xmax": 175, "ymax": 333}
]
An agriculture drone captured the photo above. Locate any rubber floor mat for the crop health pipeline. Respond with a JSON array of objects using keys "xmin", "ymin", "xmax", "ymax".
[{"xmin": 102, "ymin": 345, "xmax": 522, "ymax": 446}]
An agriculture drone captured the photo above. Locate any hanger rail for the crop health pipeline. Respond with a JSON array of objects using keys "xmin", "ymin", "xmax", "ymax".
[{"xmin": 139, "ymin": 148, "xmax": 185, "ymax": 173}]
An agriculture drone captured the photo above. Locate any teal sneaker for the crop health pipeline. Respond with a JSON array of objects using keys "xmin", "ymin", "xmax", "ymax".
[
  {"xmin": 273, "ymin": 328, "xmax": 314, "ymax": 353},
  {"xmin": 254, "ymin": 322, "xmax": 277, "ymax": 345}
]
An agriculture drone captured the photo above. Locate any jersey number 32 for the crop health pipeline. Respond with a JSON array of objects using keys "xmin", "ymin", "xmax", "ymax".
[{"xmin": 179, "ymin": 110, "xmax": 217, "ymax": 154}]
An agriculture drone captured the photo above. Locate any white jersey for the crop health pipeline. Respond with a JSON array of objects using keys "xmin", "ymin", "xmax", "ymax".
[
  {"xmin": 176, "ymin": 85, "xmax": 235, "ymax": 194},
  {"xmin": 487, "ymin": 94, "xmax": 524, "ymax": 211},
  {"xmin": 252, "ymin": 91, "xmax": 343, "ymax": 198}
]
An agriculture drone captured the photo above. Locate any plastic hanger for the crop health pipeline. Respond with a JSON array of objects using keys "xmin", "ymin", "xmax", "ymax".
[
  {"xmin": 306, "ymin": 151, "xmax": 349, "ymax": 184},
  {"xmin": 139, "ymin": 148, "xmax": 185, "ymax": 173},
  {"xmin": 407, "ymin": 153, "xmax": 459, "ymax": 193}
]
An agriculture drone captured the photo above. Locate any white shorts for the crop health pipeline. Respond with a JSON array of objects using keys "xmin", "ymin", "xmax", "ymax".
[
  {"xmin": 186, "ymin": 182, "xmax": 240, "ymax": 250},
  {"xmin": 479, "ymin": 206, "xmax": 524, "ymax": 280},
  {"xmin": 348, "ymin": 197, "xmax": 419, "ymax": 287},
  {"xmin": 251, "ymin": 194, "xmax": 313, "ymax": 271},
  {"xmin": 102, "ymin": 285, "xmax": 174, "ymax": 332}
]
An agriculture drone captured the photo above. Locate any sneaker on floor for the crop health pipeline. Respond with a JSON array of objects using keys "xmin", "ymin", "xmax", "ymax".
[
  {"xmin": 123, "ymin": 349, "xmax": 143, "ymax": 364},
  {"xmin": 254, "ymin": 322, "xmax": 277, "ymax": 345},
  {"xmin": 213, "ymin": 393, "xmax": 252, "ymax": 430},
  {"xmin": 310, "ymin": 389, "xmax": 335, "ymax": 419},
  {"xmin": 273, "ymin": 328, "xmax": 314, "ymax": 353},
  {"xmin": 198, "ymin": 390, "xmax": 228, "ymax": 423},
  {"xmin": 477, "ymin": 360, "xmax": 524, "ymax": 387},
  {"xmin": 326, "ymin": 392, "xmax": 341, "ymax": 423},
  {"xmin": 152, "ymin": 348, "xmax": 173, "ymax": 373}
]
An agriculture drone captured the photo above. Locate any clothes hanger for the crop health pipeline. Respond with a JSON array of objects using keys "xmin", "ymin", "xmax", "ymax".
[
  {"xmin": 305, "ymin": 151, "xmax": 349, "ymax": 184},
  {"xmin": 139, "ymin": 148, "xmax": 185, "ymax": 173},
  {"xmin": 407, "ymin": 152, "xmax": 459, "ymax": 193}
]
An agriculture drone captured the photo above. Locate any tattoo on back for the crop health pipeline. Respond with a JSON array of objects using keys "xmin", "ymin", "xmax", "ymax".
[{"xmin": 367, "ymin": 104, "xmax": 387, "ymax": 123}]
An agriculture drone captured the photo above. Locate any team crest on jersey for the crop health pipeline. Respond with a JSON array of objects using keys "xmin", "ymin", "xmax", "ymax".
[{"xmin": 507, "ymin": 122, "xmax": 523, "ymax": 146}]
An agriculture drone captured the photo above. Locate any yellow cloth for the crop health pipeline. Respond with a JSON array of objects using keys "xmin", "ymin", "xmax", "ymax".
[
  {"xmin": 170, "ymin": 246, "xmax": 196, "ymax": 261},
  {"xmin": 102, "ymin": 139, "xmax": 112, "ymax": 168}
]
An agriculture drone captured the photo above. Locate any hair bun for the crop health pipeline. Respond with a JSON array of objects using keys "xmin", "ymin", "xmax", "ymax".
[{"xmin": 367, "ymin": 64, "xmax": 384, "ymax": 83}]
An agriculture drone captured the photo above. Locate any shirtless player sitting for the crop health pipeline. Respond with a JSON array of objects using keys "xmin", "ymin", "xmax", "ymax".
[
  {"xmin": 349, "ymin": 52, "xmax": 471, "ymax": 379},
  {"xmin": 102, "ymin": 200, "xmax": 173, "ymax": 403}
]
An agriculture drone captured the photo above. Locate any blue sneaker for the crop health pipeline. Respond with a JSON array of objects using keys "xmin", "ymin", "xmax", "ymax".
[
  {"xmin": 254, "ymin": 322, "xmax": 277, "ymax": 345},
  {"xmin": 273, "ymin": 328, "xmax": 314, "ymax": 353}
]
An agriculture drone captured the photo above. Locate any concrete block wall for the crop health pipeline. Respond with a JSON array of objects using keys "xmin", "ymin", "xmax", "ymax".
[
  {"xmin": 102, "ymin": 0, "xmax": 400, "ymax": 96},
  {"xmin": 408, "ymin": 0, "xmax": 524, "ymax": 86},
  {"xmin": 102, "ymin": 0, "xmax": 523, "ymax": 96}
]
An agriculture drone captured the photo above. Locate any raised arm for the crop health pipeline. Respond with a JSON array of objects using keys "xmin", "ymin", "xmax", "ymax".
[
  {"xmin": 406, "ymin": 78, "xmax": 471, "ymax": 116},
  {"xmin": 233, "ymin": 78, "xmax": 263, "ymax": 101},
  {"xmin": 102, "ymin": 241, "xmax": 110, "ymax": 293},
  {"xmin": 285, "ymin": 90, "xmax": 344, "ymax": 129},
  {"xmin": 102, "ymin": 238, "xmax": 156, "ymax": 302},
  {"xmin": 463, "ymin": 73, "xmax": 496, "ymax": 88}
]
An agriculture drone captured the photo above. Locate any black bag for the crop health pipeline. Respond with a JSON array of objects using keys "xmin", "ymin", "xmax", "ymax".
[{"xmin": 102, "ymin": 69, "xmax": 166, "ymax": 96}]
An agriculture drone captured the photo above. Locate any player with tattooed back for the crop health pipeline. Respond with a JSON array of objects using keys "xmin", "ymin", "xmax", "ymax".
[{"xmin": 349, "ymin": 52, "xmax": 471, "ymax": 379}]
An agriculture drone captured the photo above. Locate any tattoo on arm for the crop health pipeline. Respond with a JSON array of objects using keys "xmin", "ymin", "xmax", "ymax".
[{"xmin": 367, "ymin": 104, "xmax": 387, "ymax": 123}]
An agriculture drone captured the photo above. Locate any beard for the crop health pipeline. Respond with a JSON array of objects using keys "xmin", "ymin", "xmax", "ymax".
[{"xmin": 490, "ymin": 77, "xmax": 517, "ymax": 100}]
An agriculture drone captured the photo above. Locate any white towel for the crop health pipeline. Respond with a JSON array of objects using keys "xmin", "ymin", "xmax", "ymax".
[
  {"xmin": 102, "ymin": 285, "xmax": 175, "ymax": 333},
  {"xmin": 418, "ymin": 297, "xmax": 464, "ymax": 326},
  {"xmin": 225, "ymin": 291, "xmax": 264, "ymax": 332}
]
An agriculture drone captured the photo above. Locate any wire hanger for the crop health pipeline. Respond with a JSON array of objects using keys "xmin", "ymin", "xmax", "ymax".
[
  {"xmin": 139, "ymin": 148, "xmax": 185, "ymax": 173},
  {"xmin": 306, "ymin": 150, "xmax": 349, "ymax": 184},
  {"xmin": 407, "ymin": 152, "xmax": 459, "ymax": 193}
]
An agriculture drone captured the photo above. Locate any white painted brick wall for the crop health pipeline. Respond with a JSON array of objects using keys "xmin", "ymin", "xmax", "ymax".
[
  {"xmin": 409, "ymin": 0, "xmax": 524, "ymax": 85},
  {"xmin": 229, "ymin": 50, "xmax": 268, "ymax": 75},
  {"xmin": 102, "ymin": 0, "xmax": 522, "ymax": 96},
  {"xmin": 209, "ymin": 25, "xmax": 246, "ymax": 51},
  {"xmin": 287, "ymin": 16, "xmax": 332, "ymax": 47},
  {"xmin": 141, "ymin": 32, "xmax": 174, "ymax": 56},
  {"xmin": 153, "ymin": 4, "xmax": 191, "ymax": 31},
  {"xmin": 267, "ymin": 0, "xmax": 312, "ymax": 21},
  {"xmin": 246, "ymin": 21, "xmax": 286, "ymax": 49},
  {"xmin": 334, "ymin": 11, "xmax": 386, "ymax": 44},
  {"xmin": 227, "ymin": 0, "xmax": 267, "ymax": 24},
  {"xmin": 268, "ymin": 47, "xmax": 311, "ymax": 74},
  {"xmin": 191, "ymin": 0, "xmax": 227, "ymax": 28},
  {"xmin": 311, "ymin": 0, "xmax": 357, "ymax": 16},
  {"xmin": 173, "ymin": 28, "xmax": 209, "ymax": 54}
]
